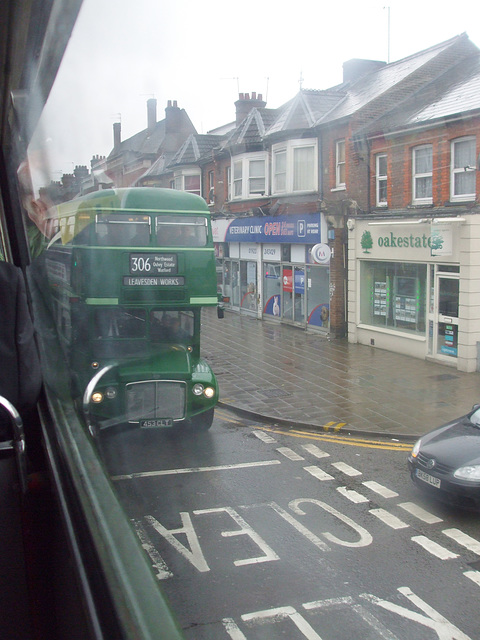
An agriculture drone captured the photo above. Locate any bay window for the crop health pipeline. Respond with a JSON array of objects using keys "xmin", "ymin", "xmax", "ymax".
[
  {"xmin": 273, "ymin": 149, "xmax": 286, "ymax": 193},
  {"xmin": 272, "ymin": 139, "xmax": 317, "ymax": 195},
  {"xmin": 231, "ymin": 154, "xmax": 267, "ymax": 199}
]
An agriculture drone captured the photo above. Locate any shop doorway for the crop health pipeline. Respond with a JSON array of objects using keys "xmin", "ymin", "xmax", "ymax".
[
  {"xmin": 240, "ymin": 261, "xmax": 257, "ymax": 315},
  {"xmin": 434, "ymin": 274, "xmax": 459, "ymax": 359},
  {"xmin": 223, "ymin": 260, "xmax": 240, "ymax": 309},
  {"xmin": 282, "ymin": 265, "xmax": 305, "ymax": 325},
  {"xmin": 223, "ymin": 259, "xmax": 257, "ymax": 315}
]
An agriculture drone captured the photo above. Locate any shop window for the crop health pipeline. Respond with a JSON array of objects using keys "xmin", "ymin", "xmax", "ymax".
[
  {"xmin": 451, "ymin": 137, "xmax": 476, "ymax": 201},
  {"xmin": 360, "ymin": 261, "xmax": 426, "ymax": 335},
  {"xmin": 412, "ymin": 145, "xmax": 432, "ymax": 204},
  {"xmin": 376, "ymin": 154, "xmax": 388, "ymax": 207}
]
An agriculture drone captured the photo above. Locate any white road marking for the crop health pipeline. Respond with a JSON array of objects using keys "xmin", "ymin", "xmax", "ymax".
[
  {"xmin": 443, "ymin": 529, "xmax": 480, "ymax": 555},
  {"xmin": 277, "ymin": 447, "xmax": 305, "ymax": 461},
  {"xmin": 337, "ymin": 486, "xmax": 369, "ymax": 503},
  {"xmin": 303, "ymin": 596, "xmax": 402, "ymax": 638},
  {"xmin": 369, "ymin": 508, "xmax": 409, "ymax": 530},
  {"xmin": 241, "ymin": 606, "xmax": 323, "ymax": 640},
  {"xmin": 361, "ymin": 586, "xmax": 472, "ymax": 640},
  {"xmin": 304, "ymin": 465, "xmax": 334, "ymax": 481},
  {"xmin": 252, "ymin": 430, "xmax": 276, "ymax": 443},
  {"xmin": 131, "ymin": 519, "xmax": 173, "ymax": 580},
  {"xmin": 222, "ymin": 618, "xmax": 247, "ymax": 639},
  {"xmin": 331, "ymin": 461, "xmax": 362, "ymax": 476},
  {"xmin": 301, "ymin": 444, "xmax": 330, "ymax": 458},
  {"xmin": 411, "ymin": 535, "xmax": 459, "ymax": 560},
  {"xmin": 145, "ymin": 513, "xmax": 210, "ymax": 573},
  {"xmin": 362, "ymin": 481, "xmax": 398, "ymax": 498},
  {"xmin": 261, "ymin": 502, "xmax": 330, "ymax": 552},
  {"xmin": 464, "ymin": 570, "xmax": 480, "ymax": 587},
  {"xmin": 290, "ymin": 498, "xmax": 373, "ymax": 548},
  {"xmin": 398, "ymin": 502, "xmax": 442, "ymax": 524},
  {"xmin": 111, "ymin": 459, "xmax": 281, "ymax": 480},
  {"xmin": 193, "ymin": 506, "xmax": 279, "ymax": 566}
]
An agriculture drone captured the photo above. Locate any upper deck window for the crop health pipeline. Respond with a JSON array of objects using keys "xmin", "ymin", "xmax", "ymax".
[
  {"xmin": 95, "ymin": 214, "xmax": 151, "ymax": 246},
  {"xmin": 155, "ymin": 216, "xmax": 207, "ymax": 247}
]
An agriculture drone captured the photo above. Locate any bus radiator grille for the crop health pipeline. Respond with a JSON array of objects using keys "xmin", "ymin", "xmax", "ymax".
[{"xmin": 125, "ymin": 381, "xmax": 186, "ymax": 421}]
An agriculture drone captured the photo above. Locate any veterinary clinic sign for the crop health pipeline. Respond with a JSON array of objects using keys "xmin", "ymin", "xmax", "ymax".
[{"xmin": 358, "ymin": 223, "xmax": 455, "ymax": 259}]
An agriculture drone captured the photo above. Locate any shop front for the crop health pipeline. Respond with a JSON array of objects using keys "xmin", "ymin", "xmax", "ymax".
[
  {"xmin": 348, "ymin": 216, "xmax": 480, "ymax": 372},
  {"xmin": 212, "ymin": 213, "xmax": 331, "ymax": 331}
]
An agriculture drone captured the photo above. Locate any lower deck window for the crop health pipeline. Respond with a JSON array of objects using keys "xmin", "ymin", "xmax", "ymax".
[{"xmin": 360, "ymin": 261, "xmax": 426, "ymax": 334}]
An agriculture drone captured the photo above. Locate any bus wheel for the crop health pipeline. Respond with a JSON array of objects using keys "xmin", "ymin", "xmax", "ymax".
[{"xmin": 192, "ymin": 408, "xmax": 214, "ymax": 431}]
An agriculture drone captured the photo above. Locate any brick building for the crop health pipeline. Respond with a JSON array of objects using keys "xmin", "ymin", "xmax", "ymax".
[{"xmin": 95, "ymin": 33, "xmax": 480, "ymax": 370}]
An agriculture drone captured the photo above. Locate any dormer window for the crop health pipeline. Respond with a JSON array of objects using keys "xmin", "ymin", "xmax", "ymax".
[{"xmin": 172, "ymin": 169, "xmax": 201, "ymax": 196}]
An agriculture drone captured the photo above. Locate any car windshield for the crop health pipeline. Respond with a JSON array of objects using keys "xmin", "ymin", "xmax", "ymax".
[
  {"xmin": 469, "ymin": 407, "xmax": 480, "ymax": 426},
  {"xmin": 6, "ymin": 1, "xmax": 480, "ymax": 639}
]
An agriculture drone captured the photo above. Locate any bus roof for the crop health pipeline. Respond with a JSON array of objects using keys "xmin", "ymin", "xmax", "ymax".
[{"xmin": 51, "ymin": 188, "xmax": 211, "ymax": 219}]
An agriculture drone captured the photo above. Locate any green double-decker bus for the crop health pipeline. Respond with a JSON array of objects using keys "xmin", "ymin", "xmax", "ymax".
[{"xmin": 43, "ymin": 187, "xmax": 220, "ymax": 431}]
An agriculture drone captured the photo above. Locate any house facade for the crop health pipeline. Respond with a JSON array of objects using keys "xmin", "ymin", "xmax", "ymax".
[
  {"xmin": 95, "ymin": 33, "xmax": 480, "ymax": 371},
  {"xmin": 346, "ymin": 49, "xmax": 480, "ymax": 372}
]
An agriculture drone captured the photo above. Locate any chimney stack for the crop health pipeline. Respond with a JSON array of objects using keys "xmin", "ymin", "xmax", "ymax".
[
  {"xmin": 342, "ymin": 59, "xmax": 386, "ymax": 84},
  {"xmin": 234, "ymin": 92, "xmax": 266, "ymax": 125},
  {"xmin": 147, "ymin": 98, "xmax": 157, "ymax": 130},
  {"xmin": 113, "ymin": 121, "xmax": 121, "ymax": 149},
  {"xmin": 165, "ymin": 99, "xmax": 181, "ymax": 133}
]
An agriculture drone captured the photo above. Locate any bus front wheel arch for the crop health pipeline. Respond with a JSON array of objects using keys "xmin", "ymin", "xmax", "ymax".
[{"xmin": 190, "ymin": 408, "xmax": 214, "ymax": 431}]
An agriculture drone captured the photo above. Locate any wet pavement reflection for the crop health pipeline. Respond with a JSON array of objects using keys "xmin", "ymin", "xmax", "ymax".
[{"xmin": 201, "ymin": 308, "xmax": 480, "ymax": 439}]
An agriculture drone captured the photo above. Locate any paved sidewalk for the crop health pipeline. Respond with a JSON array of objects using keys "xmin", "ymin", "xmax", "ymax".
[{"xmin": 201, "ymin": 308, "xmax": 480, "ymax": 441}]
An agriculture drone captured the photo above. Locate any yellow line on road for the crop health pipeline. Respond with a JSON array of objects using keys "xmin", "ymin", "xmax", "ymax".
[
  {"xmin": 215, "ymin": 408, "xmax": 413, "ymax": 451},
  {"xmin": 258, "ymin": 426, "xmax": 412, "ymax": 451}
]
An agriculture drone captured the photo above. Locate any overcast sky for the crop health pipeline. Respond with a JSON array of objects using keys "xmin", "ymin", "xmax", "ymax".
[{"xmin": 32, "ymin": 0, "xmax": 480, "ymax": 183}]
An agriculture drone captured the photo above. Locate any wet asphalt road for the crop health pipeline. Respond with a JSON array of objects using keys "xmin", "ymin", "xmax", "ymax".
[{"xmin": 99, "ymin": 408, "xmax": 480, "ymax": 640}]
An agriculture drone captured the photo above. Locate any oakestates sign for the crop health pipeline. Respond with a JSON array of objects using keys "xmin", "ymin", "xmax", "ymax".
[{"xmin": 358, "ymin": 223, "xmax": 455, "ymax": 259}]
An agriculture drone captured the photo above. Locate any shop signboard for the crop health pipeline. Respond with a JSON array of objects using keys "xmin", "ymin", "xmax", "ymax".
[
  {"xmin": 216, "ymin": 213, "xmax": 321, "ymax": 244},
  {"xmin": 357, "ymin": 222, "xmax": 459, "ymax": 262}
]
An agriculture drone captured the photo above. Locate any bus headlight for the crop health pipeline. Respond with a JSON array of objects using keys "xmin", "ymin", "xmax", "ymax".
[
  {"xmin": 91, "ymin": 392, "xmax": 104, "ymax": 403},
  {"xmin": 203, "ymin": 387, "xmax": 215, "ymax": 399},
  {"xmin": 105, "ymin": 387, "xmax": 117, "ymax": 399},
  {"xmin": 193, "ymin": 383, "xmax": 204, "ymax": 396}
]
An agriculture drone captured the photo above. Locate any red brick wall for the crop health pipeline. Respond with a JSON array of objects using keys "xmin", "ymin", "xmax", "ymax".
[{"xmin": 370, "ymin": 116, "xmax": 480, "ymax": 210}]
